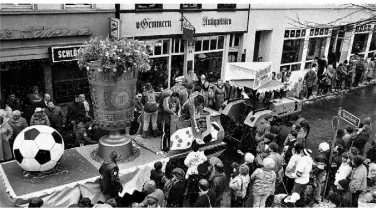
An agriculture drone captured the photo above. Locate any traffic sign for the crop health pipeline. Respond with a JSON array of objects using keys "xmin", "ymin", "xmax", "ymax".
[
  {"xmin": 332, "ymin": 116, "xmax": 339, "ymax": 132},
  {"xmin": 339, "ymin": 109, "xmax": 360, "ymax": 127}
]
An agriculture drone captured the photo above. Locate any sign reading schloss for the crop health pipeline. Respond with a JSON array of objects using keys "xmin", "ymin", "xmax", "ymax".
[
  {"xmin": 339, "ymin": 109, "xmax": 360, "ymax": 127},
  {"xmin": 51, "ymin": 46, "xmax": 82, "ymax": 63}
]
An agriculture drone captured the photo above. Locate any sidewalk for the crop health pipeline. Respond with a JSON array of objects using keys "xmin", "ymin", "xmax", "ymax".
[{"xmin": 302, "ymin": 82, "xmax": 376, "ymax": 103}]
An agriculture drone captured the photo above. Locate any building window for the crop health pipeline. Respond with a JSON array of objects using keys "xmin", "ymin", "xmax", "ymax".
[
  {"xmin": 368, "ymin": 32, "xmax": 376, "ymax": 52},
  {"xmin": 309, "ymin": 28, "xmax": 330, "ymax": 37},
  {"xmin": 306, "ymin": 37, "xmax": 327, "ymax": 61},
  {"xmin": 172, "ymin": 37, "xmax": 184, "ymax": 54},
  {"xmin": 281, "ymin": 39, "xmax": 304, "ymax": 64},
  {"xmin": 217, "ymin": 4, "xmax": 236, "ymax": 10},
  {"xmin": 0, "ymin": 3, "xmax": 34, "ymax": 10},
  {"xmin": 352, "ymin": 33, "xmax": 369, "ymax": 54},
  {"xmin": 195, "ymin": 52, "xmax": 223, "ymax": 82},
  {"xmin": 140, "ymin": 39, "xmax": 170, "ymax": 57},
  {"xmin": 64, "ymin": 4, "xmax": 93, "ymax": 9},
  {"xmin": 194, "ymin": 36, "xmax": 225, "ymax": 52},
  {"xmin": 180, "ymin": 4, "xmax": 202, "ymax": 10},
  {"xmin": 229, "ymin": 34, "xmax": 242, "ymax": 49},
  {"xmin": 135, "ymin": 4, "xmax": 163, "ymax": 10}
]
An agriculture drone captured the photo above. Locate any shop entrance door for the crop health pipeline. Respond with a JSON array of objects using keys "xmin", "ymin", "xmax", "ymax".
[{"xmin": 253, "ymin": 30, "xmax": 273, "ymax": 62}]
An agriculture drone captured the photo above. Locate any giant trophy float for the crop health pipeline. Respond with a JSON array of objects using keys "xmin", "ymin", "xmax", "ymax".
[{"xmin": 78, "ymin": 37, "xmax": 150, "ymax": 161}]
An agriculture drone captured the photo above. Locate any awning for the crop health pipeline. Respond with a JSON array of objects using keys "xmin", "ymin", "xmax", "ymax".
[{"xmin": 255, "ymin": 79, "xmax": 285, "ymax": 93}]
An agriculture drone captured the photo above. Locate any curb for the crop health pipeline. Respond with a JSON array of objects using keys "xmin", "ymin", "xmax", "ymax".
[{"xmin": 301, "ymin": 84, "xmax": 375, "ymax": 103}]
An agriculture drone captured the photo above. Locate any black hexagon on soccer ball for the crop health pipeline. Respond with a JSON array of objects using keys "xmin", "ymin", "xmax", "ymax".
[
  {"xmin": 35, "ymin": 149, "xmax": 51, "ymax": 165},
  {"xmin": 14, "ymin": 149, "xmax": 23, "ymax": 164},
  {"xmin": 52, "ymin": 131, "xmax": 63, "ymax": 144},
  {"xmin": 24, "ymin": 128, "xmax": 40, "ymax": 140}
]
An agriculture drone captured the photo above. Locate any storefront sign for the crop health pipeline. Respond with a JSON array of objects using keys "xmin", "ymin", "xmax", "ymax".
[
  {"xmin": 202, "ymin": 17, "xmax": 231, "ymax": 26},
  {"xmin": 136, "ymin": 18, "xmax": 172, "ymax": 29},
  {"xmin": 51, "ymin": 46, "xmax": 82, "ymax": 63},
  {"xmin": 339, "ymin": 109, "xmax": 360, "ymax": 127},
  {"xmin": 110, "ymin": 18, "xmax": 121, "ymax": 40},
  {"xmin": 0, "ymin": 27, "xmax": 92, "ymax": 40}
]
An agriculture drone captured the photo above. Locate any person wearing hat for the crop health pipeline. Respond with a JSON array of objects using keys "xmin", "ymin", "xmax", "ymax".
[
  {"xmin": 30, "ymin": 107, "xmax": 50, "ymax": 126},
  {"xmin": 312, "ymin": 142, "xmax": 330, "ymax": 203},
  {"xmin": 249, "ymin": 158, "xmax": 276, "ymax": 208},
  {"xmin": 99, "ymin": 151, "xmax": 123, "ymax": 200},
  {"xmin": 230, "ymin": 164, "xmax": 250, "ymax": 207},
  {"xmin": 164, "ymin": 168, "xmax": 186, "ymax": 207},
  {"xmin": 210, "ymin": 163, "xmax": 226, "ymax": 207},
  {"xmin": 349, "ymin": 155, "xmax": 368, "ymax": 207},
  {"xmin": 290, "ymin": 148, "xmax": 313, "ymax": 194}
]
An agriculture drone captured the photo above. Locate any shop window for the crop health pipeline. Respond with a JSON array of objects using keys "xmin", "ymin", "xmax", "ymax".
[
  {"xmin": 210, "ymin": 36, "xmax": 217, "ymax": 50},
  {"xmin": 306, "ymin": 37, "xmax": 327, "ymax": 61},
  {"xmin": 217, "ymin": 4, "xmax": 236, "ymax": 10},
  {"xmin": 140, "ymin": 39, "xmax": 170, "ymax": 57},
  {"xmin": 52, "ymin": 62, "xmax": 89, "ymax": 104},
  {"xmin": 202, "ymin": 37, "xmax": 210, "ymax": 51},
  {"xmin": 352, "ymin": 33, "xmax": 369, "ymax": 54},
  {"xmin": 218, "ymin": 36, "xmax": 224, "ymax": 49},
  {"xmin": 281, "ymin": 39, "xmax": 304, "ymax": 64},
  {"xmin": 195, "ymin": 38, "xmax": 202, "ymax": 52},
  {"xmin": 229, "ymin": 34, "xmax": 242, "ymax": 50},
  {"xmin": 137, "ymin": 57, "xmax": 169, "ymax": 91},
  {"xmin": 0, "ymin": 3, "xmax": 34, "ymax": 10},
  {"xmin": 171, "ymin": 38, "xmax": 184, "ymax": 54},
  {"xmin": 369, "ymin": 32, "xmax": 376, "ymax": 51},
  {"xmin": 180, "ymin": 4, "xmax": 202, "ymax": 10},
  {"xmin": 135, "ymin": 4, "xmax": 163, "ymax": 10},
  {"xmin": 171, "ymin": 55, "xmax": 184, "ymax": 85},
  {"xmin": 64, "ymin": 4, "xmax": 93, "ymax": 9},
  {"xmin": 291, "ymin": 63, "xmax": 301, "ymax": 71},
  {"xmin": 194, "ymin": 52, "xmax": 223, "ymax": 82}
]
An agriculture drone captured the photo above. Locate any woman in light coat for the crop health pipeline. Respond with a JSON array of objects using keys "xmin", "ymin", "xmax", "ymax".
[
  {"xmin": 0, "ymin": 116, "xmax": 13, "ymax": 162},
  {"xmin": 213, "ymin": 79, "xmax": 226, "ymax": 111}
]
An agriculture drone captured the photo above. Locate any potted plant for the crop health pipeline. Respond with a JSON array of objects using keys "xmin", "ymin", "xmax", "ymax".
[{"xmin": 77, "ymin": 37, "xmax": 150, "ymax": 160}]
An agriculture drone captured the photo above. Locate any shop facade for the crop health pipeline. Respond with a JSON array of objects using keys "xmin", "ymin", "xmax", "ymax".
[
  {"xmin": 118, "ymin": 4, "xmax": 250, "ymax": 89},
  {"xmin": 0, "ymin": 4, "xmax": 114, "ymax": 104},
  {"xmin": 243, "ymin": 4, "xmax": 375, "ymax": 75}
]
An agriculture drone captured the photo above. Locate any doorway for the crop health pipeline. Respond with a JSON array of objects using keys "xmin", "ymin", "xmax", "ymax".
[{"xmin": 253, "ymin": 30, "xmax": 273, "ymax": 62}]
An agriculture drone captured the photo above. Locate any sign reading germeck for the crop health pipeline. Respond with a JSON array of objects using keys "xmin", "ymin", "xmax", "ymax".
[
  {"xmin": 136, "ymin": 18, "xmax": 172, "ymax": 29},
  {"xmin": 202, "ymin": 17, "xmax": 232, "ymax": 26},
  {"xmin": 51, "ymin": 46, "xmax": 82, "ymax": 63}
]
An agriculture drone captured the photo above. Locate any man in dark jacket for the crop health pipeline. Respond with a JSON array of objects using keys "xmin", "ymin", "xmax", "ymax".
[
  {"xmin": 162, "ymin": 92, "xmax": 180, "ymax": 151},
  {"xmin": 304, "ymin": 64, "xmax": 318, "ymax": 99},
  {"xmin": 354, "ymin": 56, "xmax": 365, "ymax": 86},
  {"xmin": 45, "ymin": 100, "xmax": 65, "ymax": 131},
  {"xmin": 67, "ymin": 94, "xmax": 86, "ymax": 134},
  {"xmin": 5, "ymin": 93, "xmax": 22, "ymax": 111},
  {"xmin": 150, "ymin": 161, "xmax": 165, "ymax": 190},
  {"xmin": 210, "ymin": 163, "xmax": 226, "ymax": 207},
  {"xmin": 165, "ymin": 168, "xmax": 186, "ymax": 207},
  {"xmin": 194, "ymin": 179, "xmax": 217, "ymax": 207},
  {"xmin": 76, "ymin": 116, "xmax": 97, "ymax": 146},
  {"xmin": 313, "ymin": 142, "xmax": 330, "ymax": 203},
  {"xmin": 39, "ymin": 93, "xmax": 51, "ymax": 109},
  {"xmin": 99, "ymin": 151, "xmax": 123, "ymax": 200}
]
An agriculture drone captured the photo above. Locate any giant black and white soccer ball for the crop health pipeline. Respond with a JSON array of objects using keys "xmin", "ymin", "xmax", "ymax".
[{"xmin": 13, "ymin": 125, "xmax": 64, "ymax": 172}]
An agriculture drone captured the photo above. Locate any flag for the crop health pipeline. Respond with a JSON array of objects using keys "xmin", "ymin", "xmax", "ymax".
[{"xmin": 183, "ymin": 27, "xmax": 194, "ymax": 42}]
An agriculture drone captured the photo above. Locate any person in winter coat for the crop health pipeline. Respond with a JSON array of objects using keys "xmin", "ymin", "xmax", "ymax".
[
  {"xmin": 366, "ymin": 57, "xmax": 376, "ymax": 83},
  {"xmin": 289, "ymin": 148, "xmax": 313, "ymax": 194},
  {"xmin": 349, "ymin": 155, "xmax": 368, "ymax": 207},
  {"xmin": 184, "ymin": 142, "xmax": 207, "ymax": 179},
  {"xmin": 162, "ymin": 92, "xmax": 180, "ymax": 151},
  {"xmin": 330, "ymin": 179, "xmax": 352, "ymax": 207},
  {"xmin": 250, "ymin": 158, "xmax": 276, "ymax": 208},
  {"xmin": 201, "ymin": 81, "xmax": 214, "ymax": 108},
  {"xmin": 7, "ymin": 110, "xmax": 28, "ymax": 149},
  {"xmin": 266, "ymin": 142, "xmax": 284, "ymax": 178},
  {"xmin": 0, "ymin": 116, "xmax": 13, "ymax": 162},
  {"xmin": 45, "ymin": 100, "xmax": 65, "ymax": 131},
  {"xmin": 171, "ymin": 76, "xmax": 189, "ymax": 106},
  {"xmin": 164, "ymin": 168, "xmax": 186, "ymax": 207},
  {"xmin": 99, "ymin": 151, "xmax": 123, "ymax": 200},
  {"xmin": 334, "ymin": 152, "xmax": 353, "ymax": 186},
  {"xmin": 210, "ymin": 163, "xmax": 227, "ymax": 207},
  {"xmin": 134, "ymin": 180, "xmax": 164, "ymax": 208},
  {"xmin": 322, "ymin": 64, "xmax": 336, "ymax": 94},
  {"xmin": 313, "ymin": 142, "xmax": 330, "ymax": 202},
  {"xmin": 304, "ymin": 63, "xmax": 318, "ymax": 99},
  {"xmin": 354, "ymin": 57, "xmax": 365, "ymax": 86},
  {"xmin": 285, "ymin": 143, "xmax": 304, "ymax": 194},
  {"xmin": 237, "ymin": 151, "xmax": 256, "ymax": 176},
  {"xmin": 150, "ymin": 161, "xmax": 165, "ymax": 190},
  {"xmin": 335, "ymin": 129, "xmax": 346, "ymax": 149},
  {"xmin": 193, "ymin": 179, "xmax": 216, "ymax": 208},
  {"xmin": 141, "ymin": 83, "xmax": 158, "ymax": 138},
  {"xmin": 213, "ymin": 79, "xmax": 226, "ymax": 111},
  {"xmin": 343, "ymin": 126, "xmax": 354, "ymax": 149},
  {"xmin": 208, "ymin": 157, "xmax": 222, "ymax": 181},
  {"xmin": 344, "ymin": 60, "xmax": 354, "ymax": 90},
  {"xmin": 229, "ymin": 164, "xmax": 250, "ymax": 207},
  {"xmin": 30, "ymin": 108, "xmax": 50, "ymax": 126},
  {"xmin": 336, "ymin": 63, "xmax": 347, "ymax": 91},
  {"xmin": 67, "ymin": 94, "xmax": 86, "ymax": 134},
  {"xmin": 5, "ymin": 93, "xmax": 22, "ymax": 111},
  {"xmin": 184, "ymin": 69, "xmax": 198, "ymax": 94},
  {"xmin": 75, "ymin": 116, "xmax": 97, "ymax": 146}
]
